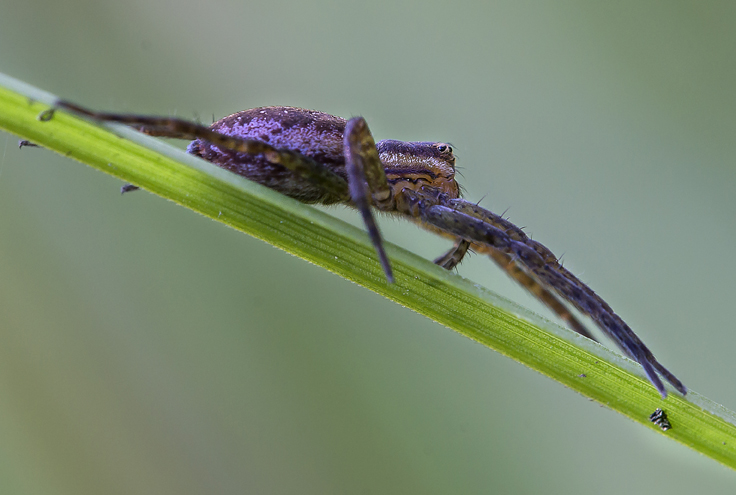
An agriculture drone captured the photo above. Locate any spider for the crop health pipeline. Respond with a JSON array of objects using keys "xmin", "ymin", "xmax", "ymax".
[{"xmin": 44, "ymin": 101, "xmax": 686, "ymax": 399}]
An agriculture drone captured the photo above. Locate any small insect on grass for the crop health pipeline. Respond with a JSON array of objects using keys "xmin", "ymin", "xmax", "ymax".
[
  {"xmin": 649, "ymin": 408, "xmax": 672, "ymax": 431},
  {"xmin": 41, "ymin": 101, "xmax": 686, "ymax": 399}
]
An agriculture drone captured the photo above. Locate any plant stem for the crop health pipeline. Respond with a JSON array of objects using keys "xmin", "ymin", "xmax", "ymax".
[{"xmin": 1, "ymin": 72, "xmax": 735, "ymax": 469}]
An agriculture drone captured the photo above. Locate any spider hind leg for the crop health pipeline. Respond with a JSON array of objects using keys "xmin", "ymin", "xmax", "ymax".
[{"xmin": 53, "ymin": 100, "xmax": 352, "ymax": 200}]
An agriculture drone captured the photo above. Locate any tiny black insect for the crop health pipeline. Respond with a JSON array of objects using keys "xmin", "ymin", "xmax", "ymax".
[{"xmin": 649, "ymin": 408, "xmax": 672, "ymax": 431}]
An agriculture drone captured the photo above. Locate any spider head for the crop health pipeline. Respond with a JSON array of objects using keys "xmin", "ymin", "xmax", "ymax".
[{"xmin": 376, "ymin": 140, "xmax": 460, "ymax": 198}]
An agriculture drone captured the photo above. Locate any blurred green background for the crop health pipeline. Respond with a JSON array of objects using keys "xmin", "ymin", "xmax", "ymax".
[{"xmin": 1, "ymin": 1, "xmax": 735, "ymax": 493}]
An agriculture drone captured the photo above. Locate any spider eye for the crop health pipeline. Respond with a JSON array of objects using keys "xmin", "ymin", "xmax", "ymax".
[{"xmin": 436, "ymin": 143, "xmax": 453, "ymax": 154}]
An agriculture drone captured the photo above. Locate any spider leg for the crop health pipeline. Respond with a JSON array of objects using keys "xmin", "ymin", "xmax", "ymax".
[
  {"xmin": 441, "ymin": 198, "xmax": 634, "ymax": 334},
  {"xmin": 434, "ymin": 237, "xmax": 595, "ymax": 340},
  {"xmin": 434, "ymin": 239, "xmax": 471, "ymax": 269},
  {"xmin": 52, "ymin": 100, "xmax": 350, "ymax": 200},
  {"xmin": 343, "ymin": 117, "xmax": 394, "ymax": 282},
  {"xmin": 399, "ymin": 191, "xmax": 685, "ymax": 397},
  {"xmin": 486, "ymin": 249, "xmax": 599, "ymax": 343}
]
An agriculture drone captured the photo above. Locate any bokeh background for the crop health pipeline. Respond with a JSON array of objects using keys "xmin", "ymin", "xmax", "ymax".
[{"xmin": 1, "ymin": 1, "xmax": 735, "ymax": 493}]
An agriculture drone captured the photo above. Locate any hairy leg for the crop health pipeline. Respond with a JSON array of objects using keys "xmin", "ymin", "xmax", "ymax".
[
  {"xmin": 486, "ymin": 249, "xmax": 598, "ymax": 342},
  {"xmin": 343, "ymin": 117, "xmax": 394, "ymax": 282},
  {"xmin": 397, "ymin": 189, "xmax": 685, "ymax": 397},
  {"xmin": 433, "ymin": 238, "xmax": 596, "ymax": 341}
]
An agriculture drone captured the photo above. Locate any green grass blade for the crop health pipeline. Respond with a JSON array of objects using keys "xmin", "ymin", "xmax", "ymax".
[{"xmin": 1, "ymin": 72, "xmax": 735, "ymax": 469}]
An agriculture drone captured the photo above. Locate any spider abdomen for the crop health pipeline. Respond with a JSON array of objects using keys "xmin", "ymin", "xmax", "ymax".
[{"xmin": 188, "ymin": 106, "xmax": 349, "ymax": 204}]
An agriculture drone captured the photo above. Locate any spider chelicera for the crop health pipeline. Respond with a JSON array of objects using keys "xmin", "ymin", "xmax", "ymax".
[{"xmin": 43, "ymin": 101, "xmax": 686, "ymax": 399}]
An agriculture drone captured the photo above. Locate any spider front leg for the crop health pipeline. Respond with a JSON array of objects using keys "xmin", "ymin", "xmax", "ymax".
[
  {"xmin": 431, "ymin": 203, "xmax": 596, "ymax": 341},
  {"xmin": 343, "ymin": 117, "xmax": 394, "ymax": 282},
  {"xmin": 432, "ymin": 235, "xmax": 596, "ymax": 341},
  {"xmin": 487, "ymin": 250, "xmax": 599, "ymax": 343},
  {"xmin": 398, "ymin": 188, "xmax": 685, "ymax": 398}
]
